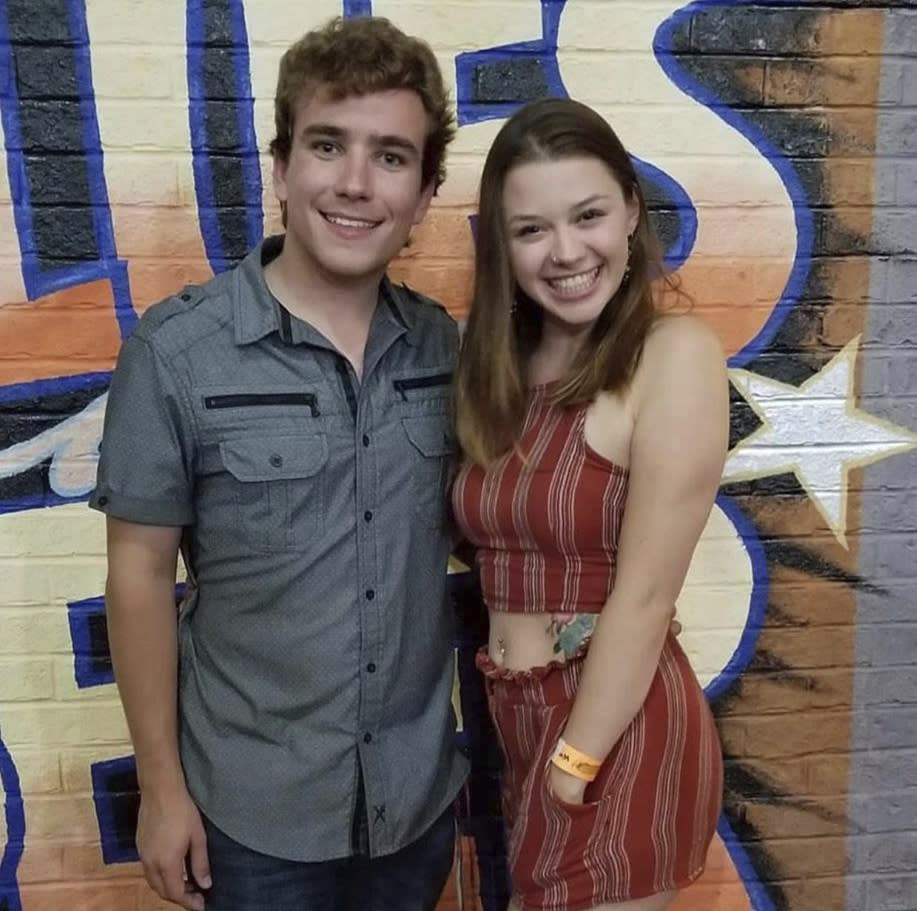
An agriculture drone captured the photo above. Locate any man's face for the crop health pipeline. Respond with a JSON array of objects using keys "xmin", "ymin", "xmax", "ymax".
[{"xmin": 273, "ymin": 86, "xmax": 434, "ymax": 286}]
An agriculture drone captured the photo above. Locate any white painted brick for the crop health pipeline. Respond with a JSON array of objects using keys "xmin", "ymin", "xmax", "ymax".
[
  {"xmin": 0, "ymin": 512, "xmax": 105, "ymax": 560},
  {"xmin": 15, "ymin": 840, "xmax": 66, "ymax": 883},
  {"xmin": 96, "ymin": 101, "xmax": 192, "ymax": 152},
  {"xmin": 46, "ymin": 561, "xmax": 109, "ymax": 603},
  {"xmin": 552, "ymin": 54, "xmax": 678, "ymax": 106},
  {"xmin": 53, "ymin": 657, "xmax": 119, "ymax": 704},
  {"xmin": 557, "ymin": 2, "xmax": 683, "ymax": 51},
  {"xmin": 89, "ymin": 48, "xmax": 184, "ymax": 100},
  {"xmin": 373, "ymin": 1, "xmax": 543, "ymax": 50},
  {"xmin": 0, "ymin": 659, "xmax": 55, "ymax": 700},
  {"xmin": 1, "ymin": 701, "xmax": 128, "ymax": 748},
  {"xmin": 11, "ymin": 748, "xmax": 63, "ymax": 795},
  {"xmin": 85, "ymin": 0, "xmax": 186, "ymax": 46},
  {"xmin": 0, "ymin": 609, "xmax": 71, "ymax": 654},
  {"xmin": 0, "ymin": 257, "xmax": 27, "ymax": 304},
  {"xmin": 23, "ymin": 794, "xmax": 102, "ymax": 841},
  {"xmin": 246, "ymin": 0, "xmax": 376, "ymax": 47},
  {"xmin": 60, "ymin": 747, "xmax": 134, "ymax": 793},
  {"xmin": 98, "ymin": 153, "xmax": 182, "ymax": 207}
]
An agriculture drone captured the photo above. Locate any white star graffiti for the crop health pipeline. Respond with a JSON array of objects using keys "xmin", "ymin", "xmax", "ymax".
[{"xmin": 724, "ymin": 336, "xmax": 917, "ymax": 547}]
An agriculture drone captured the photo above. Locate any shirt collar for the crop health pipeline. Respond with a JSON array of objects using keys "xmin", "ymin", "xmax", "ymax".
[
  {"xmin": 233, "ymin": 236, "xmax": 418, "ymax": 347},
  {"xmin": 233, "ymin": 236, "xmax": 286, "ymax": 346}
]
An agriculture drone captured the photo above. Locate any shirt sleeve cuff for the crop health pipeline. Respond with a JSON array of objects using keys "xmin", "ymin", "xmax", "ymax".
[{"xmin": 88, "ymin": 487, "xmax": 193, "ymax": 526}]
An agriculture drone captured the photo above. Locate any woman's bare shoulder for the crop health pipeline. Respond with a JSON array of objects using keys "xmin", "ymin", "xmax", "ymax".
[
  {"xmin": 645, "ymin": 312, "xmax": 722, "ymax": 359},
  {"xmin": 633, "ymin": 313, "xmax": 726, "ymax": 402}
]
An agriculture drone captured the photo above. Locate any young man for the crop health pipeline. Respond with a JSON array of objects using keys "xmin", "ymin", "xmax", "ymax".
[{"xmin": 91, "ymin": 17, "xmax": 466, "ymax": 911}]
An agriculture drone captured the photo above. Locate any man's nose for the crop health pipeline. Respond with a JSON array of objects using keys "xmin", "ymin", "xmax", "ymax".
[{"xmin": 334, "ymin": 150, "xmax": 371, "ymax": 199}]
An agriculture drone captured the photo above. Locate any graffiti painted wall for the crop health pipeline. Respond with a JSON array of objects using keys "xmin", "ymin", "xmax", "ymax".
[{"xmin": 1, "ymin": 1, "xmax": 915, "ymax": 909}]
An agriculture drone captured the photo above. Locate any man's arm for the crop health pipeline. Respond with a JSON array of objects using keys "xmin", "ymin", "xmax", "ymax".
[{"xmin": 106, "ymin": 517, "xmax": 211, "ymax": 911}]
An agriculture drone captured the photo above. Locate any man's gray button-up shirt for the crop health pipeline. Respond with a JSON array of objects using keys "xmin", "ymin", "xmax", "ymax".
[{"xmin": 90, "ymin": 238, "xmax": 468, "ymax": 861}]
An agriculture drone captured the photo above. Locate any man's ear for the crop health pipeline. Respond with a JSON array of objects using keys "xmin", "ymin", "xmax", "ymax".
[
  {"xmin": 272, "ymin": 154, "xmax": 289, "ymax": 205},
  {"xmin": 412, "ymin": 180, "xmax": 436, "ymax": 226}
]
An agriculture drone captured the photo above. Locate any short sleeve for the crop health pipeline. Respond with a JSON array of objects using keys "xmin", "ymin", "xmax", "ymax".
[{"xmin": 89, "ymin": 332, "xmax": 195, "ymax": 526}]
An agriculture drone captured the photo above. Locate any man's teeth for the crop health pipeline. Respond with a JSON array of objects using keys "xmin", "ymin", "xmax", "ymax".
[
  {"xmin": 549, "ymin": 267, "xmax": 600, "ymax": 294},
  {"xmin": 325, "ymin": 214, "xmax": 377, "ymax": 228}
]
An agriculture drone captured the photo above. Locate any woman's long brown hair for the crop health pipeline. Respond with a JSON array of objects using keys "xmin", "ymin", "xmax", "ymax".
[{"xmin": 455, "ymin": 98, "xmax": 679, "ymax": 466}]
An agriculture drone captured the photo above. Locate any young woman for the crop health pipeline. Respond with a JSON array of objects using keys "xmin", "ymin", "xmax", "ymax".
[{"xmin": 452, "ymin": 98, "xmax": 728, "ymax": 911}]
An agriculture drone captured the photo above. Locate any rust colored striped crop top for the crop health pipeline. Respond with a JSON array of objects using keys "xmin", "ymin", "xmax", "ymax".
[{"xmin": 451, "ymin": 387, "xmax": 629, "ymax": 614}]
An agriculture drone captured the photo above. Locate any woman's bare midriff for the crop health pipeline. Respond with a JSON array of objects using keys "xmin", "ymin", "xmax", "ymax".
[{"xmin": 487, "ymin": 610, "xmax": 597, "ymax": 670}]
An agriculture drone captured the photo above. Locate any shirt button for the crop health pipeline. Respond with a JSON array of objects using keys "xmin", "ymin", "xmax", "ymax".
[
  {"xmin": 366, "ymin": 662, "xmax": 376, "ymax": 673},
  {"xmin": 97, "ymin": 495, "xmax": 108, "ymax": 506},
  {"xmin": 364, "ymin": 732, "xmax": 373, "ymax": 744},
  {"xmin": 362, "ymin": 434, "xmax": 370, "ymax": 447},
  {"xmin": 364, "ymin": 510, "xmax": 373, "ymax": 522},
  {"xmin": 269, "ymin": 454, "xmax": 283, "ymax": 468},
  {"xmin": 365, "ymin": 589, "xmax": 375, "ymax": 601}
]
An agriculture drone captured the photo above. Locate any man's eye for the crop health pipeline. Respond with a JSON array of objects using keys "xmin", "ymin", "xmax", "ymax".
[
  {"xmin": 381, "ymin": 151, "xmax": 405, "ymax": 167},
  {"xmin": 312, "ymin": 141, "xmax": 339, "ymax": 155}
]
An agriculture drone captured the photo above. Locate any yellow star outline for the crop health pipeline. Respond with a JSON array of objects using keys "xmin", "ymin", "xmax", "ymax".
[{"xmin": 724, "ymin": 336, "xmax": 917, "ymax": 548}]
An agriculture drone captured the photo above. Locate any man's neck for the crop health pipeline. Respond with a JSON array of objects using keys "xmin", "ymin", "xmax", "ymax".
[{"xmin": 264, "ymin": 242, "xmax": 382, "ymax": 377}]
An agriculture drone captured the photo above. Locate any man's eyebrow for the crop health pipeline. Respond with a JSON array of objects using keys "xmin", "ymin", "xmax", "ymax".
[
  {"xmin": 373, "ymin": 134, "xmax": 421, "ymax": 156},
  {"xmin": 301, "ymin": 124, "xmax": 347, "ymax": 139},
  {"xmin": 301, "ymin": 124, "xmax": 420, "ymax": 157}
]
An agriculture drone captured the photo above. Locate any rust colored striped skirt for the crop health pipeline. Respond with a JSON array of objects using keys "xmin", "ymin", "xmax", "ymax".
[{"xmin": 477, "ymin": 635, "xmax": 723, "ymax": 911}]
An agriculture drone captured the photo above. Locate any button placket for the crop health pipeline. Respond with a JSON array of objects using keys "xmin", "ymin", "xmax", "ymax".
[{"xmin": 354, "ymin": 390, "xmax": 383, "ymax": 816}]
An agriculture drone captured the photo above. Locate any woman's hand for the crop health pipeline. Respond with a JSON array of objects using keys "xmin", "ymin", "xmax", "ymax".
[{"xmin": 547, "ymin": 761, "xmax": 587, "ymax": 805}]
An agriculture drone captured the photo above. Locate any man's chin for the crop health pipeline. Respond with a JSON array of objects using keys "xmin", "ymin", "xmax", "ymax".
[
  {"xmin": 321, "ymin": 244, "xmax": 404, "ymax": 279},
  {"xmin": 318, "ymin": 256, "xmax": 390, "ymax": 284}
]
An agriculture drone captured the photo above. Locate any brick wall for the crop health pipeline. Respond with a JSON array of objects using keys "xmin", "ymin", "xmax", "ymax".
[{"xmin": 0, "ymin": 2, "xmax": 914, "ymax": 910}]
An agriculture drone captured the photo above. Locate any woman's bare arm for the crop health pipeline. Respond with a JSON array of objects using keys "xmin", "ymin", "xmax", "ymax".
[{"xmin": 552, "ymin": 315, "xmax": 728, "ymax": 797}]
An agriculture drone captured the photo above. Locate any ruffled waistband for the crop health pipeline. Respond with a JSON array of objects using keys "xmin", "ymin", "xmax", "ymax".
[{"xmin": 475, "ymin": 644, "xmax": 590, "ymax": 703}]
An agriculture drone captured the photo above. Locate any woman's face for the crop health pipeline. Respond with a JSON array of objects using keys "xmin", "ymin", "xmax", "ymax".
[{"xmin": 502, "ymin": 155, "xmax": 639, "ymax": 337}]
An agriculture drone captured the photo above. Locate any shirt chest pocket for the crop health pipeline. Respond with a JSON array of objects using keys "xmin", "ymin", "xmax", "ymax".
[
  {"xmin": 219, "ymin": 434, "xmax": 328, "ymax": 552},
  {"xmin": 401, "ymin": 415, "xmax": 454, "ymax": 529}
]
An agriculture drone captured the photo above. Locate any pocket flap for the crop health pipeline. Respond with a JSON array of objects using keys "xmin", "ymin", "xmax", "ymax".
[
  {"xmin": 220, "ymin": 435, "xmax": 328, "ymax": 481},
  {"xmin": 401, "ymin": 417, "xmax": 453, "ymax": 458}
]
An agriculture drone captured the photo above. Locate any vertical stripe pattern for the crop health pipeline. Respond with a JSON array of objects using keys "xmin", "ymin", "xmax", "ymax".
[
  {"xmin": 455, "ymin": 391, "xmax": 723, "ymax": 908},
  {"xmin": 453, "ymin": 387, "xmax": 628, "ymax": 614},
  {"xmin": 477, "ymin": 640, "xmax": 723, "ymax": 910}
]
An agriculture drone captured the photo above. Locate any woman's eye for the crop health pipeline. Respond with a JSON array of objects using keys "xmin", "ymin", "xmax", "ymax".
[
  {"xmin": 515, "ymin": 224, "xmax": 541, "ymax": 237},
  {"xmin": 578, "ymin": 208, "xmax": 604, "ymax": 222}
]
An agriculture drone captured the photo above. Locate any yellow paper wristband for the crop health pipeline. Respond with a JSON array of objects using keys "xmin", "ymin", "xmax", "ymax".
[{"xmin": 550, "ymin": 737, "xmax": 603, "ymax": 782}]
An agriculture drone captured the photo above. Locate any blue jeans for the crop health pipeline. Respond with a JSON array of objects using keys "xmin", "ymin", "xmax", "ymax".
[{"xmin": 200, "ymin": 805, "xmax": 456, "ymax": 911}]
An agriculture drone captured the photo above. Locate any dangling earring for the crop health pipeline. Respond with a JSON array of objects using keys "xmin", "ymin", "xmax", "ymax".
[{"xmin": 621, "ymin": 233, "xmax": 633, "ymax": 286}]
